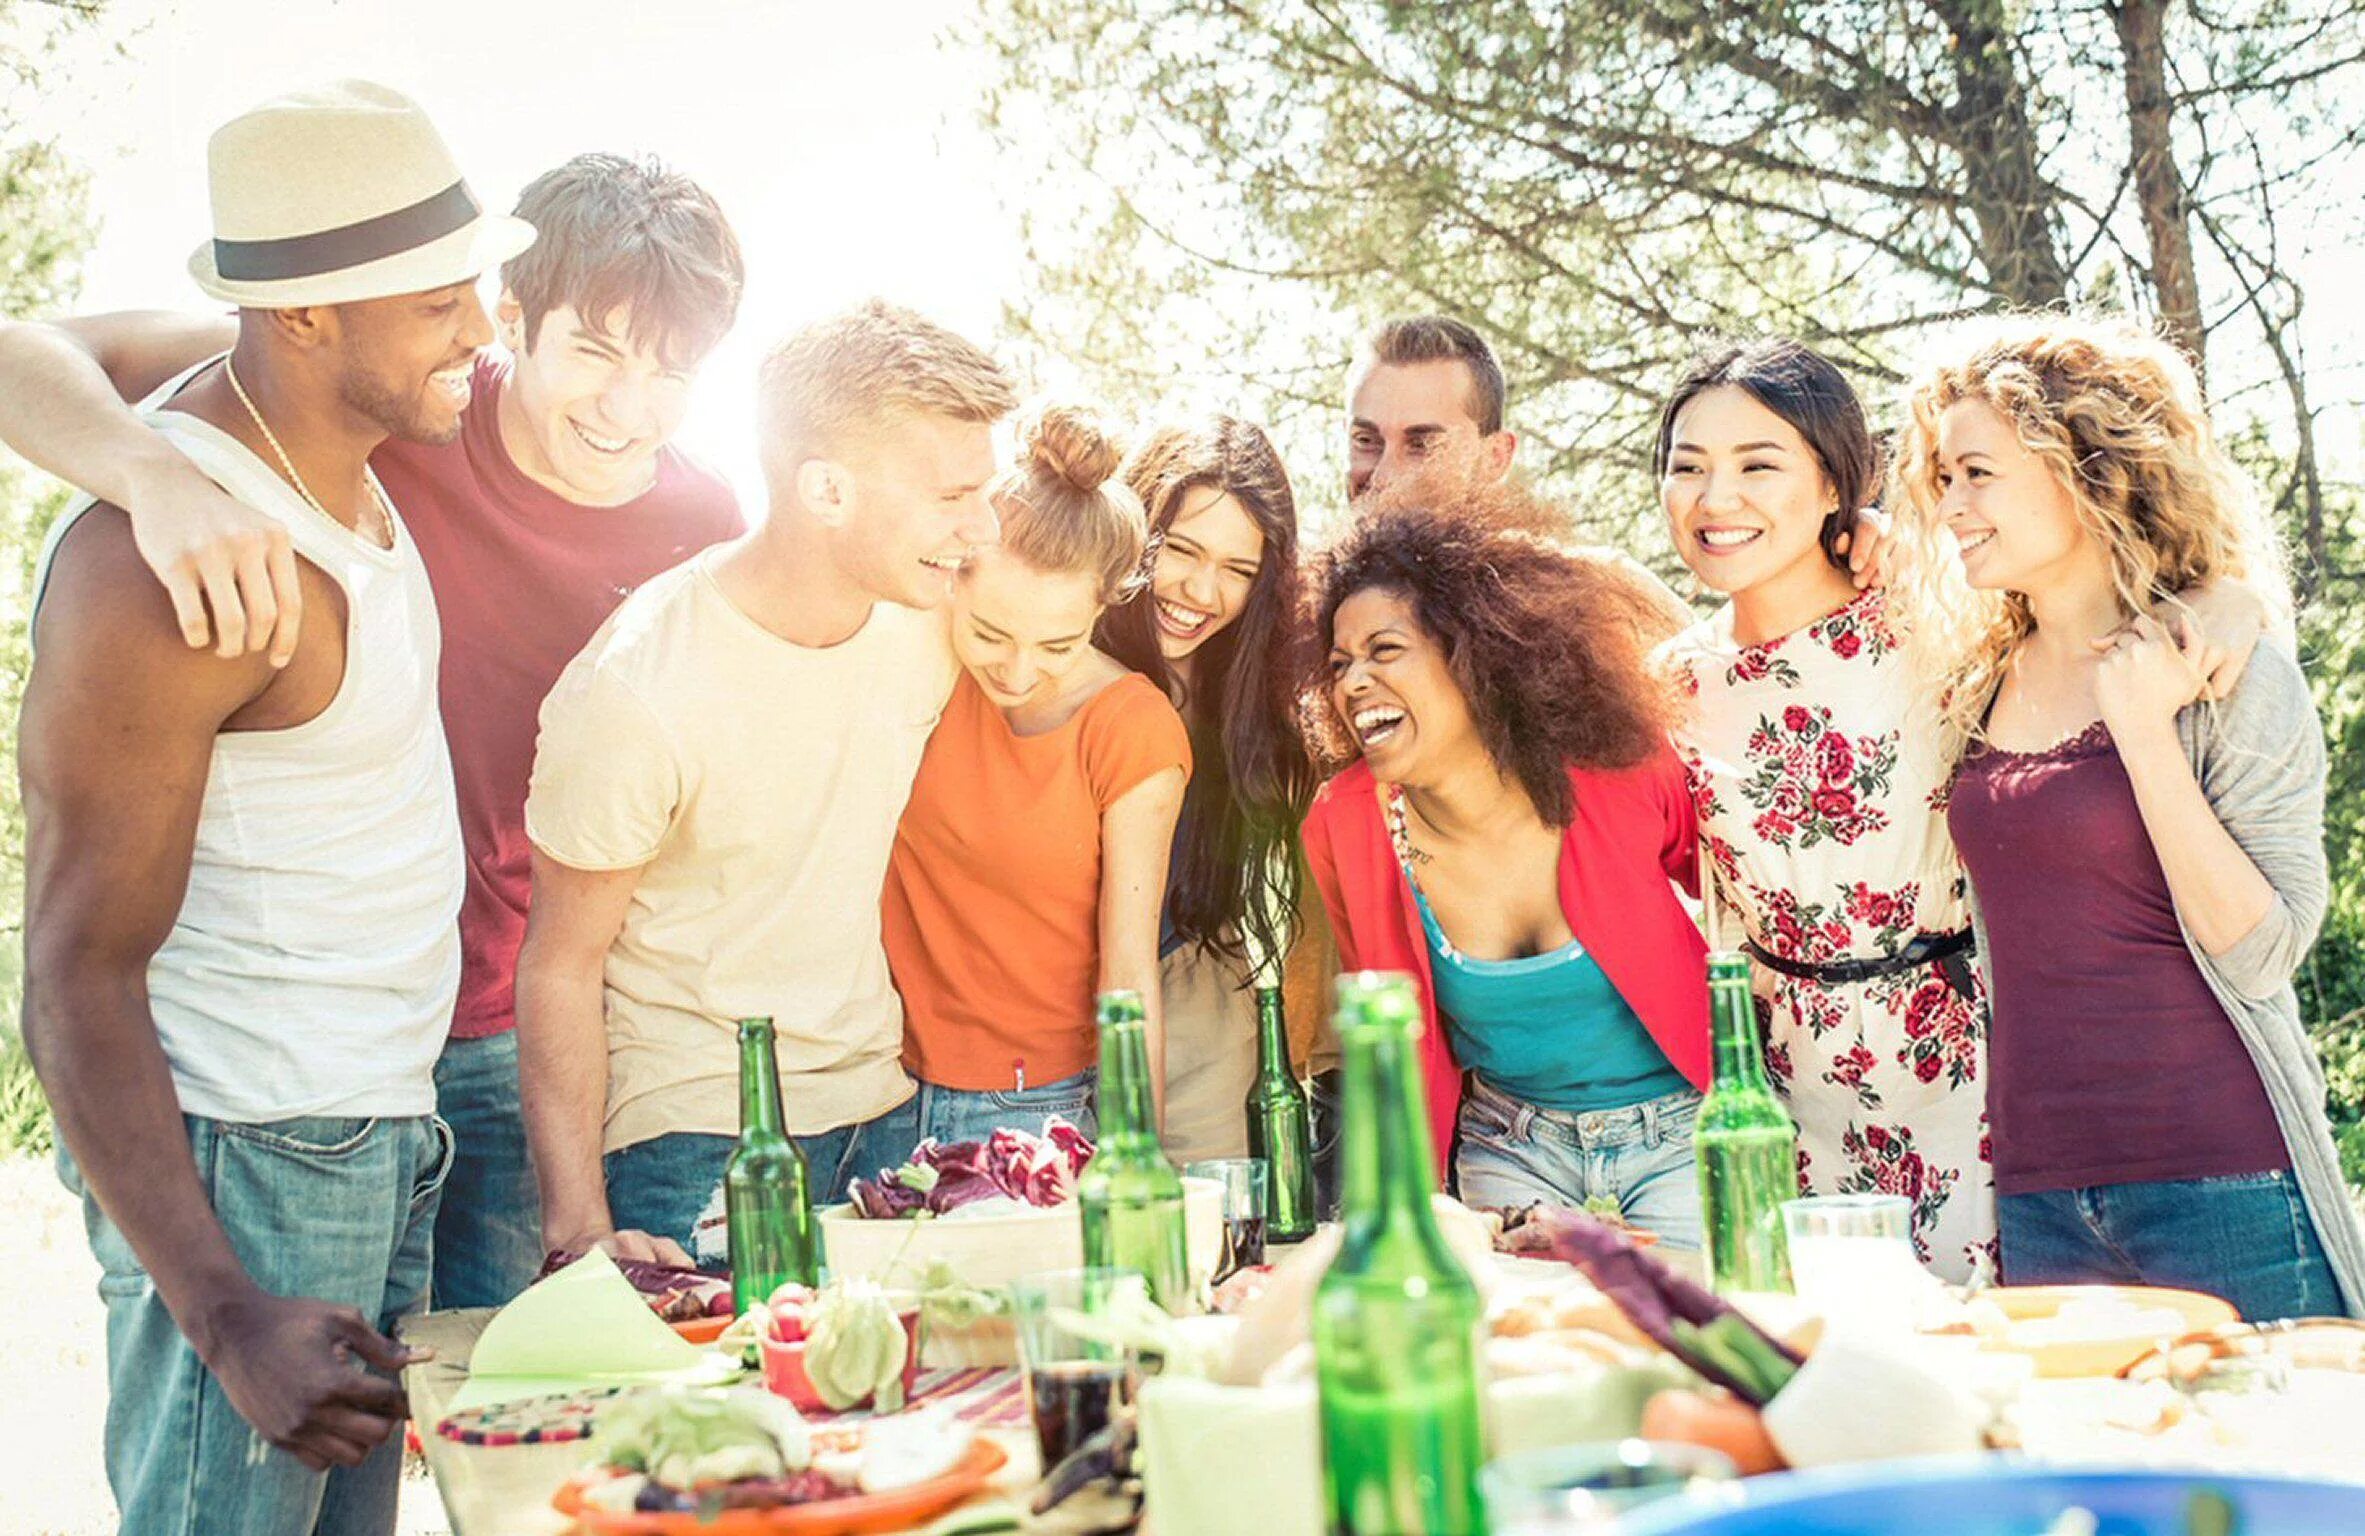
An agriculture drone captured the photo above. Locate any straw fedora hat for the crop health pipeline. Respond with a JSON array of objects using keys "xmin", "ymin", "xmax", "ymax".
[{"xmin": 189, "ymin": 80, "xmax": 536, "ymax": 308}]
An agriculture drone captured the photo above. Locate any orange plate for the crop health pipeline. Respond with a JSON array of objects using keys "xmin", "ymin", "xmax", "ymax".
[
  {"xmin": 1978, "ymin": 1284, "xmax": 2240, "ymax": 1378},
  {"xmin": 553, "ymin": 1438, "xmax": 1008, "ymax": 1535},
  {"xmin": 669, "ymin": 1314, "xmax": 733, "ymax": 1346}
]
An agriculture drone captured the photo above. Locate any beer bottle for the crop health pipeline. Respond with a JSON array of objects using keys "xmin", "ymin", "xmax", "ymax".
[
  {"xmin": 1245, "ymin": 984, "xmax": 1318, "ymax": 1242},
  {"xmin": 726, "ymin": 1017, "xmax": 816, "ymax": 1314},
  {"xmin": 1077, "ymin": 990, "xmax": 1190, "ymax": 1311},
  {"xmin": 1694, "ymin": 952, "xmax": 1798, "ymax": 1294},
  {"xmin": 1313, "ymin": 973, "xmax": 1488, "ymax": 1536}
]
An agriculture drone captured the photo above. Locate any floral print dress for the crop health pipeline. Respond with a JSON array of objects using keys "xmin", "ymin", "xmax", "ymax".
[{"xmin": 1662, "ymin": 588, "xmax": 1996, "ymax": 1283}]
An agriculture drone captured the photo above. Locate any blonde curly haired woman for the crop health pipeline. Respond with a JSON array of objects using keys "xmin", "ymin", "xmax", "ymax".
[{"xmin": 1896, "ymin": 314, "xmax": 2362, "ymax": 1320}]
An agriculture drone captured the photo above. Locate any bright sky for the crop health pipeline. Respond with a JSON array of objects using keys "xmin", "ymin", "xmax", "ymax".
[{"xmin": 25, "ymin": 0, "xmax": 1022, "ymax": 505}]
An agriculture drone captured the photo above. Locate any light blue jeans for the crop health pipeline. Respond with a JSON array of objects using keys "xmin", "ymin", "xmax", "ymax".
[
  {"xmin": 1452, "ymin": 1076, "xmax": 1705, "ymax": 1250},
  {"xmin": 64, "ymin": 1112, "xmax": 451, "ymax": 1536},
  {"xmin": 904, "ymin": 1069, "xmax": 1099, "ymax": 1153},
  {"xmin": 430, "ymin": 1030, "xmax": 543, "ymax": 1309},
  {"xmin": 1999, "ymin": 1169, "xmax": 2345, "ymax": 1321},
  {"xmin": 604, "ymin": 1100, "xmax": 920, "ymax": 1268}
]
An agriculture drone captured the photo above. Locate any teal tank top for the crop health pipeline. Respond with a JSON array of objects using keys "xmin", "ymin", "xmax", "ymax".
[{"xmin": 1414, "ymin": 885, "xmax": 1689, "ymax": 1114}]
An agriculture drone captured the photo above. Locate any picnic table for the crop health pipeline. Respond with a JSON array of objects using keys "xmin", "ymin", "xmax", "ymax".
[{"xmin": 399, "ymin": 1309, "xmax": 1044, "ymax": 1536}]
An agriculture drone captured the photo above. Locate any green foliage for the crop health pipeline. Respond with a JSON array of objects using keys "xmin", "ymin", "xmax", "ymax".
[{"xmin": 0, "ymin": 0, "xmax": 107, "ymax": 1154}]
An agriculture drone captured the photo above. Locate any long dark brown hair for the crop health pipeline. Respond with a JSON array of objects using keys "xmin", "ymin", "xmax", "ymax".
[{"xmin": 1096, "ymin": 416, "xmax": 1317, "ymax": 970}]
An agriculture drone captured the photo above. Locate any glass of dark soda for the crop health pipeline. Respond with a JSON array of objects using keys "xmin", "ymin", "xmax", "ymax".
[
  {"xmin": 1009, "ymin": 1267, "xmax": 1147, "ymax": 1471},
  {"xmin": 1184, "ymin": 1157, "xmax": 1270, "ymax": 1287}
]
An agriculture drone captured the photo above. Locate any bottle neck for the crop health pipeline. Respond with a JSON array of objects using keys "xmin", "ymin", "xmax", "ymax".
[
  {"xmin": 1253, "ymin": 987, "xmax": 1291, "ymax": 1077},
  {"xmin": 1097, "ymin": 1017, "xmax": 1159, "ymax": 1148},
  {"xmin": 1337, "ymin": 1017, "xmax": 1437, "ymax": 1228},
  {"xmin": 1708, "ymin": 978, "xmax": 1771, "ymax": 1090},
  {"xmin": 738, "ymin": 1023, "xmax": 785, "ymax": 1136}
]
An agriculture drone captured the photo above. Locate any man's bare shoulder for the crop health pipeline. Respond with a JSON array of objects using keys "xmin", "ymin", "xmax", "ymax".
[{"xmin": 31, "ymin": 504, "xmax": 276, "ymax": 716}]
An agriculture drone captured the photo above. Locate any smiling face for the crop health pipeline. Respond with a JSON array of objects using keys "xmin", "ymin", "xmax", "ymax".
[
  {"xmin": 1661, "ymin": 385, "xmax": 1840, "ymax": 597},
  {"xmin": 951, "ymin": 545, "xmax": 1105, "ymax": 709},
  {"xmin": 1150, "ymin": 486, "xmax": 1265, "ymax": 668},
  {"xmin": 1327, "ymin": 585, "xmax": 1481, "ymax": 789},
  {"xmin": 1346, "ymin": 358, "xmax": 1512, "ymax": 503},
  {"xmin": 330, "ymin": 280, "xmax": 495, "ymax": 445},
  {"xmin": 830, "ymin": 410, "xmax": 1003, "ymax": 610},
  {"xmin": 1934, "ymin": 397, "xmax": 2092, "ymax": 594},
  {"xmin": 502, "ymin": 301, "xmax": 701, "ymax": 504}
]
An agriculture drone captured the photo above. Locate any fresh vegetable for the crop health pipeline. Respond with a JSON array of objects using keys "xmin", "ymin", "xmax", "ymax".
[
  {"xmin": 591, "ymin": 1386, "xmax": 811, "ymax": 1492},
  {"xmin": 1500, "ymin": 1204, "xmax": 1801, "ymax": 1404},
  {"xmin": 802, "ymin": 1279, "xmax": 911, "ymax": 1412},
  {"xmin": 848, "ymin": 1119, "xmax": 1094, "ymax": 1219},
  {"xmin": 766, "ymin": 1283, "xmax": 820, "ymax": 1344},
  {"xmin": 535, "ymin": 1248, "xmax": 736, "ymax": 1320},
  {"xmin": 1639, "ymin": 1387, "xmax": 1786, "ymax": 1475}
]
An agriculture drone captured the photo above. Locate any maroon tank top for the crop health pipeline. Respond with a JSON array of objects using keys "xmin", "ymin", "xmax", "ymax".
[{"xmin": 1948, "ymin": 720, "xmax": 2287, "ymax": 1196}]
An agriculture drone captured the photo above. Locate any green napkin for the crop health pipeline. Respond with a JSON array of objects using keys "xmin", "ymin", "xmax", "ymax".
[{"xmin": 448, "ymin": 1249, "xmax": 732, "ymax": 1411}]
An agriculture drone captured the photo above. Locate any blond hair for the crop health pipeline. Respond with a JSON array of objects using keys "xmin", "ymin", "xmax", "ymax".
[
  {"xmin": 1891, "ymin": 312, "xmax": 2289, "ymax": 748},
  {"xmin": 992, "ymin": 402, "xmax": 1148, "ymax": 605},
  {"xmin": 756, "ymin": 299, "xmax": 1015, "ymax": 494}
]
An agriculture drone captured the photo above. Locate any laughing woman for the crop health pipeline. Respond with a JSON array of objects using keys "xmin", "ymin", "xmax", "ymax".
[
  {"xmin": 883, "ymin": 405, "xmax": 1191, "ymax": 1148},
  {"xmin": 1898, "ymin": 315, "xmax": 2364, "ymax": 1319},
  {"xmin": 1301, "ymin": 488, "xmax": 1712, "ymax": 1244},
  {"xmin": 1095, "ymin": 418, "xmax": 1319, "ymax": 1163}
]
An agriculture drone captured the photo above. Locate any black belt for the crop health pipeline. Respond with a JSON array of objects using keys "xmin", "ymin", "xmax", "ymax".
[{"xmin": 1743, "ymin": 928, "xmax": 1975, "ymax": 991}]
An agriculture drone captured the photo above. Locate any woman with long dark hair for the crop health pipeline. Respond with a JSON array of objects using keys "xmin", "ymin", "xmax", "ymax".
[{"xmin": 1096, "ymin": 416, "xmax": 1319, "ymax": 1162}]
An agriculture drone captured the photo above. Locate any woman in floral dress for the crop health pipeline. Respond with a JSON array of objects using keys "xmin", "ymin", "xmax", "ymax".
[{"xmin": 1654, "ymin": 341, "xmax": 1996, "ymax": 1282}]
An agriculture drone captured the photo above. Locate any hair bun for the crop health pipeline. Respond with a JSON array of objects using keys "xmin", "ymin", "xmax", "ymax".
[{"xmin": 1023, "ymin": 403, "xmax": 1123, "ymax": 493}]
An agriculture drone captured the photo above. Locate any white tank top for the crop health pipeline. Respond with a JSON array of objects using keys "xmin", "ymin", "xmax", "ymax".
[{"xmin": 34, "ymin": 375, "xmax": 462, "ymax": 1122}]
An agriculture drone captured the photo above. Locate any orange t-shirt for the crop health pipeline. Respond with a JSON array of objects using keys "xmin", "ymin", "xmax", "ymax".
[{"xmin": 885, "ymin": 670, "xmax": 1192, "ymax": 1091}]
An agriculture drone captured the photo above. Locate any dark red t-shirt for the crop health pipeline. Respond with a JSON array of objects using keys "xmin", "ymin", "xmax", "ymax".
[
  {"xmin": 372, "ymin": 357, "xmax": 743, "ymax": 1040},
  {"xmin": 1948, "ymin": 720, "xmax": 2289, "ymax": 1195}
]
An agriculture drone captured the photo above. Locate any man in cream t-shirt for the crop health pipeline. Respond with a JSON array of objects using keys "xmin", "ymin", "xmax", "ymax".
[{"xmin": 518, "ymin": 300, "xmax": 1015, "ymax": 1265}]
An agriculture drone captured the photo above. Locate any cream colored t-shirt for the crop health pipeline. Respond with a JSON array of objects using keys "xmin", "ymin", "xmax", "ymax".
[{"xmin": 526, "ymin": 551, "xmax": 956, "ymax": 1151}]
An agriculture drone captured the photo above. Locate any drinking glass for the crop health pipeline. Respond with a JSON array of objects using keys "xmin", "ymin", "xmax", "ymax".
[
  {"xmin": 1184, "ymin": 1158, "xmax": 1269, "ymax": 1285},
  {"xmin": 1782, "ymin": 1194, "xmax": 1923, "ymax": 1331},
  {"xmin": 1008, "ymin": 1267, "xmax": 1146, "ymax": 1472},
  {"xmin": 1479, "ymin": 1440, "xmax": 1737, "ymax": 1532}
]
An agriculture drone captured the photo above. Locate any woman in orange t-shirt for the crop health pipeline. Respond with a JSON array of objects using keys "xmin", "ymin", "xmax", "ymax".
[{"xmin": 882, "ymin": 405, "xmax": 1192, "ymax": 1150}]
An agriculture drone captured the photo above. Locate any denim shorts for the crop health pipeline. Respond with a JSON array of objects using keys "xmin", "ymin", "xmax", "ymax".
[
  {"xmin": 64, "ymin": 1112, "xmax": 452, "ymax": 1536},
  {"xmin": 1998, "ymin": 1169, "xmax": 2345, "ymax": 1321},
  {"xmin": 1452, "ymin": 1076, "xmax": 1704, "ymax": 1251}
]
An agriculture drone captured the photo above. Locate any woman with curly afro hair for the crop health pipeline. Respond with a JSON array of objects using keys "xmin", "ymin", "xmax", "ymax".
[{"xmin": 1301, "ymin": 485, "xmax": 1713, "ymax": 1243}]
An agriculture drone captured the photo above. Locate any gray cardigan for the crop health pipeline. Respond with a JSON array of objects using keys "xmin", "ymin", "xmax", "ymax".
[{"xmin": 1963, "ymin": 643, "xmax": 2365, "ymax": 1317}]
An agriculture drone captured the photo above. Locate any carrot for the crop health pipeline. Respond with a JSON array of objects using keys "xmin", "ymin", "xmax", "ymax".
[{"xmin": 1639, "ymin": 1387, "xmax": 1787, "ymax": 1476}]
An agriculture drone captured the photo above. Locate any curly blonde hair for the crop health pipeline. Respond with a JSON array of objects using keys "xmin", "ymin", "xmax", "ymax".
[{"xmin": 1891, "ymin": 312, "xmax": 2288, "ymax": 748}]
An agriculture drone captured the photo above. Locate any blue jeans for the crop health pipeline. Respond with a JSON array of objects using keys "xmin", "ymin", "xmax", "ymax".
[
  {"xmin": 905, "ymin": 1069, "xmax": 1099, "ymax": 1152},
  {"xmin": 1998, "ymin": 1170, "xmax": 2344, "ymax": 1321},
  {"xmin": 431, "ymin": 1031, "xmax": 543, "ymax": 1308},
  {"xmin": 63, "ymin": 1113, "xmax": 451, "ymax": 1536},
  {"xmin": 605, "ymin": 1099, "xmax": 919, "ymax": 1269},
  {"xmin": 1452, "ymin": 1077, "xmax": 1705, "ymax": 1251}
]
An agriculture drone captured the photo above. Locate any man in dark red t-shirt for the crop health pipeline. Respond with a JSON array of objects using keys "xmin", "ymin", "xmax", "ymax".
[{"xmin": 0, "ymin": 154, "xmax": 746, "ymax": 1307}]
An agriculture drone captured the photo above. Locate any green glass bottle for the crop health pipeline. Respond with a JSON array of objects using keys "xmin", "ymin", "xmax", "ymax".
[
  {"xmin": 1313, "ymin": 973, "xmax": 1488, "ymax": 1536},
  {"xmin": 1245, "ymin": 985, "xmax": 1318, "ymax": 1243},
  {"xmin": 726, "ymin": 1017, "xmax": 816, "ymax": 1314},
  {"xmin": 1694, "ymin": 952, "xmax": 1798, "ymax": 1294},
  {"xmin": 1077, "ymin": 990, "xmax": 1191, "ymax": 1311}
]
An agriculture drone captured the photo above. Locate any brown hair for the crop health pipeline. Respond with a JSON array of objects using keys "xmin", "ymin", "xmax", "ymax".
[
  {"xmin": 755, "ymin": 300, "xmax": 1016, "ymax": 496},
  {"xmin": 1358, "ymin": 315, "xmax": 1508, "ymax": 435},
  {"xmin": 503, "ymin": 153, "xmax": 745, "ymax": 368},
  {"xmin": 1308, "ymin": 481, "xmax": 1673, "ymax": 827},
  {"xmin": 1096, "ymin": 417, "xmax": 1317, "ymax": 967},
  {"xmin": 994, "ymin": 403, "xmax": 1148, "ymax": 604}
]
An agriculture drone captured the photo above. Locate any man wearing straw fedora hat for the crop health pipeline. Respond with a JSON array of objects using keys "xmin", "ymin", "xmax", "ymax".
[{"xmin": 18, "ymin": 81, "xmax": 532, "ymax": 1534}]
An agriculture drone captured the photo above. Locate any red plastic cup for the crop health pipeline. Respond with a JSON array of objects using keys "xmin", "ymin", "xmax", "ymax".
[{"xmin": 760, "ymin": 1310, "xmax": 922, "ymax": 1413}]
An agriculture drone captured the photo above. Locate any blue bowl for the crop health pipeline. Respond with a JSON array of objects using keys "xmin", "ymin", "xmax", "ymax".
[{"xmin": 1613, "ymin": 1457, "xmax": 2365, "ymax": 1535}]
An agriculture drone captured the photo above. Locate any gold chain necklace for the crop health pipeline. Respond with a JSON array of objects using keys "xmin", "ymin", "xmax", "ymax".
[{"xmin": 223, "ymin": 357, "xmax": 392, "ymax": 549}]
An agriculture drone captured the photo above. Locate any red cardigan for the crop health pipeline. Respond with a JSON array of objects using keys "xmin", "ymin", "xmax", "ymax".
[{"xmin": 1301, "ymin": 753, "xmax": 1712, "ymax": 1182}]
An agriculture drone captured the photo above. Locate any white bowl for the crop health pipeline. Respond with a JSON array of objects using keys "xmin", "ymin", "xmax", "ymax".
[{"xmin": 818, "ymin": 1177, "xmax": 1225, "ymax": 1294}]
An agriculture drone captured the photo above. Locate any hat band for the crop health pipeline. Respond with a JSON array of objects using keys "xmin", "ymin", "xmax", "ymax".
[{"xmin": 212, "ymin": 180, "xmax": 482, "ymax": 283}]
